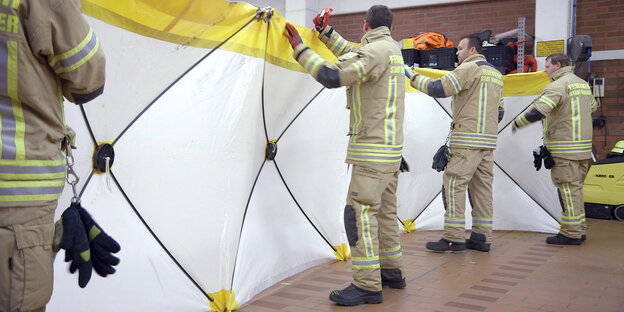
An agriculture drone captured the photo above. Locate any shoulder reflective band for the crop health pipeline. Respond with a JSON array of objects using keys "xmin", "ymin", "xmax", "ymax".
[
  {"xmin": 447, "ymin": 72, "xmax": 461, "ymax": 94},
  {"xmin": 476, "ymin": 60, "xmax": 498, "ymax": 71},
  {"xmin": 538, "ymin": 95, "xmax": 556, "ymax": 109},
  {"xmin": 49, "ymin": 28, "xmax": 100, "ymax": 74}
]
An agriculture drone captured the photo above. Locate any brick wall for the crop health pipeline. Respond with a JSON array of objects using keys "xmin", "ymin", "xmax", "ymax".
[
  {"xmin": 576, "ymin": 59, "xmax": 624, "ymax": 159},
  {"xmin": 329, "ymin": 0, "xmax": 623, "ymax": 160},
  {"xmin": 330, "ymin": 0, "xmax": 535, "ymax": 54},
  {"xmin": 576, "ymin": 0, "xmax": 624, "ymax": 157},
  {"xmin": 576, "ymin": 0, "xmax": 624, "ymax": 50}
]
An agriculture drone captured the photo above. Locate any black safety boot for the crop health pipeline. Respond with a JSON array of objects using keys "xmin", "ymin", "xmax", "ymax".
[
  {"xmin": 425, "ymin": 238, "xmax": 466, "ymax": 253},
  {"xmin": 466, "ymin": 232, "xmax": 491, "ymax": 252},
  {"xmin": 381, "ymin": 268, "xmax": 406, "ymax": 289},
  {"xmin": 329, "ymin": 283, "xmax": 382, "ymax": 306},
  {"xmin": 546, "ymin": 233, "xmax": 581, "ymax": 245},
  {"xmin": 581, "ymin": 234, "xmax": 586, "ymax": 241}
]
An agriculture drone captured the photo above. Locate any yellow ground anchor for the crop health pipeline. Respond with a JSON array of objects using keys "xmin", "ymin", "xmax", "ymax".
[
  {"xmin": 401, "ymin": 218, "xmax": 416, "ymax": 233},
  {"xmin": 209, "ymin": 289, "xmax": 239, "ymax": 312},
  {"xmin": 333, "ymin": 243, "xmax": 350, "ymax": 260}
]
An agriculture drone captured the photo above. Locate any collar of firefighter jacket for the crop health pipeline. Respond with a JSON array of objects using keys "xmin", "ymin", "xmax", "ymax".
[
  {"xmin": 360, "ymin": 26, "xmax": 391, "ymax": 47},
  {"xmin": 548, "ymin": 66, "xmax": 572, "ymax": 81},
  {"xmin": 461, "ymin": 53, "xmax": 487, "ymax": 64}
]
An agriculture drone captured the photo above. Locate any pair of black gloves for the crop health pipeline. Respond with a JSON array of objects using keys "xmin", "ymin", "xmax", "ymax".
[
  {"xmin": 55, "ymin": 202, "xmax": 120, "ymax": 288},
  {"xmin": 533, "ymin": 145, "xmax": 555, "ymax": 171}
]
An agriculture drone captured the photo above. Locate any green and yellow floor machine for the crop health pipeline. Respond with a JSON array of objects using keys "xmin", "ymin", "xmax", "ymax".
[{"xmin": 584, "ymin": 140, "xmax": 624, "ymax": 221}]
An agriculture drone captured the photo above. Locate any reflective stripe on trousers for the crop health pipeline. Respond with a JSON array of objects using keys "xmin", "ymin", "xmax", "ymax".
[
  {"xmin": 552, "ymin": 158, "xmax": 589, "ymax": 239},
  {"xmin": 443, "ymin": 148, "xmax": 494, "ymax": 243},
  {"xmin": 346, "ymin": 166, "xmax": 403, "ymax": 291}
]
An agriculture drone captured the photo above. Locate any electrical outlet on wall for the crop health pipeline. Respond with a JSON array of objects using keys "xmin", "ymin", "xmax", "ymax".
[{"xmin": 593, "ymin": 77, "xmax": 604, "ymax": 97}]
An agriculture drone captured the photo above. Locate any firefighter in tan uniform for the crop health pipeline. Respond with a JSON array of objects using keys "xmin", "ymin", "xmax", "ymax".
[
  {"xmin": 513, "ymin": 53, "xmax": 596, "ymax": 245},
  {"xmin": 284, "ymin": 5, "xmax": 405, "ymax": 306},
  {"xmin": 0, "ymin": 0, "xmax": 105, "ymax": 311},
  {"xmin": 406, "ymin": 36, "xmax": 504, "ymax": 253}
]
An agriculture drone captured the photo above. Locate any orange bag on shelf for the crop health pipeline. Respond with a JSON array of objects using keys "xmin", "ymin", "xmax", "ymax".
[{"xmin": 412, "ymin": 32, "xmax": 454, "ymax": 50}]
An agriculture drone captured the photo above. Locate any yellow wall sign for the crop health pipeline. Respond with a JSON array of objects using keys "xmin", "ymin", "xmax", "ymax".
[{"xmin": 536, "ymin": 40, "xmax": 565, "ymax": 57}]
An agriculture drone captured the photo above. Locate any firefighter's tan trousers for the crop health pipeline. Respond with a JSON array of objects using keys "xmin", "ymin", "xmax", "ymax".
[
  {"xmin": 551, "ymin": 158, "xmax": 589, "ymax": 239},
  {"xmin": 345, "ymin": 165, "xmax": 404, "ymax": 292},
  {"xmin": 442, "ymin": 148, "xmax": 494, "ymax": 243},
  {"xmin": 0, "ymin": 204, "xmax": 56, "ymax": 312}
]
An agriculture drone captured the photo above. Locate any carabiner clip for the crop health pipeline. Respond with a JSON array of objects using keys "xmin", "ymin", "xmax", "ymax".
[{"xmin": 65, "ymin": 154, "xmax": 81, "ymax": 204}]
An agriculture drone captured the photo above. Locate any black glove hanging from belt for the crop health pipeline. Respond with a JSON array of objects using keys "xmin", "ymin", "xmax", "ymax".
[
  {"xmin": 55, "ymin": 202, "xmax": 92, "ymax": 288},
  {"xmin": 399, "ymin": 157, "xmax": 410, "ymax": 172},
  {"xmin": 541, "ymin": 145, "xmax": 555, "ymax": 169},
  {"xmin": 533, "ymin": 147, "xmax": 542, "ymax": 171},
  {"xmin": 532, "ymin": 145, "xmax": 555, "ymax": 171},
  {"xmin": 54, "ymin": 203, "xmax": 121, "ymax": 288},
  {"xmin": 432, "ymin": 144, "xmax": 450, "ymax": 172}
]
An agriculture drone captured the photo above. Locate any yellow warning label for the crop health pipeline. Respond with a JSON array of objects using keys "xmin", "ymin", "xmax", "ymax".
[{"xmin": 536, "ymin": 40, "xmax": 565, "ymax": 57}]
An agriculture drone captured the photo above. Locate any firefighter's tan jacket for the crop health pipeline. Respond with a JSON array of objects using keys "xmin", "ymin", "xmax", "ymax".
[
  {"xmin": 409, "ymin": 54, "xmax": 503, "ymax": 150},
  {"xmin": 515, "ymin": 66, "xmax": 596, "ymax": 160},
  {"xmin": 292, "ymin": 26, "xmax": 405, "ymax": 171},
  {"xmin": 0, "ymin": 0, "xmax": 105, "ymax": 207}
]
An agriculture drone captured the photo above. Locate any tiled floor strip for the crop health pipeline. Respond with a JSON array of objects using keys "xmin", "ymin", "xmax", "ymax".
[{"xmin": 239, "ymin": 219, "xmax": 624, "ymax": 311}]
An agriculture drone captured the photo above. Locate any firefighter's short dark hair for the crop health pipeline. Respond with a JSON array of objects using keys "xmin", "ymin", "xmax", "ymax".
[
  {"xmin": 461, "ymin": 36, "xmax": 483, "ymax": 54},
  {"xmin": 546, "ymin": 53, "xmax": 570, "ymax": 67},
  {"xmin": 365, "ymin": 5, "xmax": 393, "ymax": 29}
]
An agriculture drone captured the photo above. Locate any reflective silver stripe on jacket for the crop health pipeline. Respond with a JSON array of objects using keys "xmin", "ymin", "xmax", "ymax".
[
  {"xmin": 385, "ymin": 76, "xmax": 397, "ymax": 144},
  {"xmin": 477, "ymin": 83, "xmax": 487, "ymax": 133},
  {"xmin": 571, "ymin": 97, "xmax": 581, "ymax": 141},
  {"xmin": 0, "ymin": 38, "xmax": 19, "ymax": 159},
  {"xmin": 347, "ymin": 143, "xmax": 403, "ymax": 163},
  {"xmin": 449, "ymin": 132, "xmax": 497, "ymax": 149},
  {"xmin": 0, "ymin": 185, "xmax": 63, "ymax": 196},
  {"xmin": 0, "ymin": 163, "xmax": 66, "ymax": 174},
  {"xmin": 545, "ymin": 140, "xmax": 592, "ymax": 154}
]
